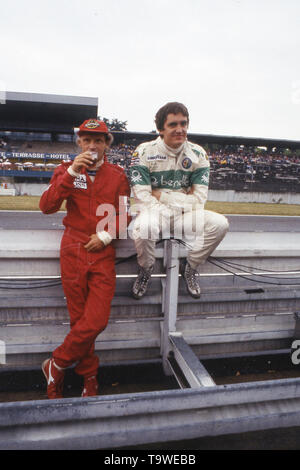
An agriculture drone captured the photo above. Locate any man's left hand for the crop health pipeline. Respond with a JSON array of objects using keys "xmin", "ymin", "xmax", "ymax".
[{"xmin": 84, "ymin": 234, "xmax": 105, "ymax": 252}]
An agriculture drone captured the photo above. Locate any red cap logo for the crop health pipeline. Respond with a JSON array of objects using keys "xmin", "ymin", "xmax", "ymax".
[{"xmin": 78, "ymin": 119, "xmax": 108, "ymax": 135}]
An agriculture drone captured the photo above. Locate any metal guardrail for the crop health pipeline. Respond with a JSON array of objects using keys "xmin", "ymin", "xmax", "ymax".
[
  {"xmin": 1, "ymin": 227, "xmax": 300, "ymax": 448},
  {"xmin": 1, "ymin": 377, "xmax": 300, "ymax": 449},
  {"xmin": 1, "ymin": 230, "xmax": 300, "ymax": 367}
]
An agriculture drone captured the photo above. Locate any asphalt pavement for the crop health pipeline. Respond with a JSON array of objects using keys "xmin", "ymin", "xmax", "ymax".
[{"xmin": 0, "ymin": 211, "xmax": 300, "ymax": 232}]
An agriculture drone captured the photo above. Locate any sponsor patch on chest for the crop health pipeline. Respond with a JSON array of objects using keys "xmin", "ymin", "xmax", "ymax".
[
  {"xmin": 130, "ymin": 151, "xmax": 140, "ymax": 166},
  {"xmin": 181, "ymin": 157, "xmax": 192, "ymax": 169},
  {"xmin": 146, "ymin": 154, "xmax": 167, "ymax": 162},
  {"xmin": 73, "ymin": 174, "xmax": 87, "ymax": 189}
]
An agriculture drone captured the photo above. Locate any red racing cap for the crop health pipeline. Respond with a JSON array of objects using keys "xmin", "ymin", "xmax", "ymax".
[{"xmin": 77, "ymin": 119, "xmax": 109, "ymax": 136}]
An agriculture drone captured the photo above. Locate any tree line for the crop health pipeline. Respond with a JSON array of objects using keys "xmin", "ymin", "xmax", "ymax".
[{"xmin": 98, "ymin": 117, "xmax": 127, "ymax": 131}]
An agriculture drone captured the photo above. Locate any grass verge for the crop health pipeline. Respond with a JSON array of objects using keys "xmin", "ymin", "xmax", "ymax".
[
  {"xmin": 0, "ymin": 196, "xmax": 66, "ymax": 211},
  {"xmin": 205, "ymin": 201, "xmax": 300, "ymax": 216}
]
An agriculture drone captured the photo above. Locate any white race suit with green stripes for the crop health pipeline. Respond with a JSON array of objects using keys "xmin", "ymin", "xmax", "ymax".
[{"xmin": 129, "ymin": 137, "xmax": 229, "ymax": 269}]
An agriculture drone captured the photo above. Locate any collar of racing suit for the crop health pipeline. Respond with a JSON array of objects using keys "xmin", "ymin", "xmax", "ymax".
[
  {"xmin": 157, "ymin": 137, "xmax": 200, "ymax": 164},
  {"xmin": 157, "ymin": 137, "xmax": 185, "ymax": 158},
  {"xmin": 88, "ymin": 157, "xmax": 104, "ymax": 171},
  {"xmin": 87, "ymin": 157, "xmax": 104, "ymax": 182}
]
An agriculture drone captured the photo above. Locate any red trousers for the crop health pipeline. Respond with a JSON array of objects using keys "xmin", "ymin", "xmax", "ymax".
[{"xmin": 53, "ymin": 228, "xmax": 116, "ymax": 377}]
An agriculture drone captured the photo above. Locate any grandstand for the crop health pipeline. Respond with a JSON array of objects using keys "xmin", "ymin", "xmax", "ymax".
[
  {"xmin": 0, "ymin": 91, "xmax": 97, "ymax": 184},
  {"xmin": 0, "ymin": 91, "xmax": 300, "ymax": 193}
]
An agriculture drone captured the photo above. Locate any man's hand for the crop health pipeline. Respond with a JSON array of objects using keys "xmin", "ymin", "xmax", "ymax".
[
  {"xmin": 84, "ymin": 234, "xmax": 105, "ymax": 252},
  {"xmin": 71, "ymin": 152, "xmax": 95, "ymax": 173},
  {"xmin": 152, "ymin": 189, "xmax": 161, "ymax": 200}
]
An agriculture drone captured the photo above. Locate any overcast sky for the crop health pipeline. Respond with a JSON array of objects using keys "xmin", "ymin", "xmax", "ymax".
[{"xmin": 0, "ymin": 0, "xmax": 299, "ymax": 140}]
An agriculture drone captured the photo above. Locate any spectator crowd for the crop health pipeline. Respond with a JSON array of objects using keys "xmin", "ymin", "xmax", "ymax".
[{"xmin": 1, "ymin": 140, "xmax": 300, "ymax": 192}]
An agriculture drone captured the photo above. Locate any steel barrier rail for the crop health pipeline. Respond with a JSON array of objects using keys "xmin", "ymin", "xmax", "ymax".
[
  {"xmin": 1, "ymin": 377, "xmax": 300, "ymax": 449},
  {"xmin": 1, "ymin": 229, "xmax": 300, "ymax": 276},
  {"xmin": 167, "ymin": 332, "xmax": 216, "ymax": 388},
  {"xmin": 1, "ymin": 227, "xmax": 300, "ymax": 447},
  {"xmin": 160, "ymin": 237, "xmax": 300, "ymax": 376},
  {"xmin": 1, "ymin": 231, "xmax": 300, "ymax": 368},
  {"xmin": 0, "ymin": 311, "xmax": 298, "ymax": 367}
]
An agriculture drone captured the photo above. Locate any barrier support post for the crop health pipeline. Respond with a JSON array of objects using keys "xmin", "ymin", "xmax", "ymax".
[{"xmin": 161, "ymin": 239, "xmax": 180, "ymax": 375}]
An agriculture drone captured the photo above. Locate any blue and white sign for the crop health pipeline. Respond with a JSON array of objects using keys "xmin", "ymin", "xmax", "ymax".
[{"xmin": 0, "ymin": 151, "xmax": 76, "ymax": 160}]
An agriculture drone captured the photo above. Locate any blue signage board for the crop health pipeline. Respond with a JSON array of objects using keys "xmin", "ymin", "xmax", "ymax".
[{"xmin": 0, "ymin": 151, "xmax": 76, "ymax": 160}]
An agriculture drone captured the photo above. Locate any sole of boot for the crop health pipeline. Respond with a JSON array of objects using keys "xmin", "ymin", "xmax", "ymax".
[{"xmin": 132, "ymin": 292, "xmax": 144, "ymax": 300}]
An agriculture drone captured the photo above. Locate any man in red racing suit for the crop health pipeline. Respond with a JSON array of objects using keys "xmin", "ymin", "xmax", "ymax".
[{"xmin": 39, "ymin": 119, "xmax": 130, "ymax": 399}]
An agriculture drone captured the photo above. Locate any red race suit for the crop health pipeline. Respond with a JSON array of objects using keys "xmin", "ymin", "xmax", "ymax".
[{"xmin": 40, "ymin": 159, "xmax": 131, "ymax": 377}]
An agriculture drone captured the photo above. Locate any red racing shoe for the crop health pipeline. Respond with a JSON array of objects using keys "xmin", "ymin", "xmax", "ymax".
[
  {"xmin": 81, "ymin": 375, "xmax": 99, "ymax": 397},
  {"xmin": 42, "ymin": 358, "xmax": 65, "ymax": 399}
]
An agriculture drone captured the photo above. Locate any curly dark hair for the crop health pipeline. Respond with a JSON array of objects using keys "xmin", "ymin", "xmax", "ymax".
[{"xmin": 155, "ymin": 102, "xmax": 189, "ymax": 132}]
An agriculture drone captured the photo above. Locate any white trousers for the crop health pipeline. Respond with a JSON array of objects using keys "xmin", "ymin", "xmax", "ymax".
[{"xmin": 130, "ymin": 207, "xmax": 229, "ymax": 270}]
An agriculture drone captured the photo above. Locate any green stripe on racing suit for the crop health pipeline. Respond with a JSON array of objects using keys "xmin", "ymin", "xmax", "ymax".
[{"xmin": 129, "ymin": 137, "xmax": 210, "ymax": 212}]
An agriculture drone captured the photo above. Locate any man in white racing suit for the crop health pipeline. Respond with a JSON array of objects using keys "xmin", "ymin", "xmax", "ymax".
[{"xmin": 130, "ymin": 102, "xmax": 229, "ymax": 299}]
